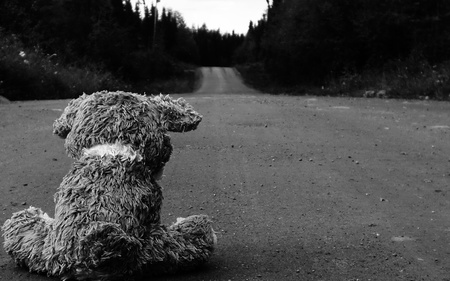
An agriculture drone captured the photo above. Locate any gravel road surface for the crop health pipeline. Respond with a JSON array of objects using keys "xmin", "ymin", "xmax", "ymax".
[{"xmin": 1, "ymin": 67, "xmax": 450, "ymax": 280}]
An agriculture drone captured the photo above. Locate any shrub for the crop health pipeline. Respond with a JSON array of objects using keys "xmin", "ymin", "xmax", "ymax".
[
  {"xmin": 322, "ymin": 56, "xmax": 450, "ymax": 100},
  {"xmin": 237, "ymin": 55, "xmax": 450, "ymax": 100},
  {"xmin": 0, "ymin": 29, "xmax": 123, "ymax": 101}
]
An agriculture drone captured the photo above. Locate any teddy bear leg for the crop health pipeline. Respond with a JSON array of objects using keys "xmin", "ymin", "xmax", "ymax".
[
  {"xmin": 70, "ymin": 221, "xmax": 146, "ymax": 281},
  {"xmin": 142, "ymin": 214, "xmax": 217, "ymax": 275},
  {"xmin": 74, "ymin": 216, "xmax": 216, "ymax": 279},
  {"xmin": 2, "ymin": 206, "xmax": 54, "ymax": 274}
]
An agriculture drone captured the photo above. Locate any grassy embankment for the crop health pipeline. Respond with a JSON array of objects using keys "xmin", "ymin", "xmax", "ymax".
[
  {"xmin": 237, "ymin": 59, "xmax": 450, "ymax": 100},
  {"xmin": 0, "ymin": 31, "xmax": 199, "ymax": 101}
]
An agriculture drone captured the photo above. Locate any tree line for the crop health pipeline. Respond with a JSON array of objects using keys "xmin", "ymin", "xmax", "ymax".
[
  {"xmin": 2, "ymin": 0, "xmax": 449, "ymax": 100},
  {"xmin": 0, "ymin": 0, "xmax": 244, "ymax": 100},
  {"xmin": 236, "ymin": 0, "xmax": 450, "ymax": 99},
  {"xmin": 0, "ymin": 0, "xmax": 244, "ymax": 79}
]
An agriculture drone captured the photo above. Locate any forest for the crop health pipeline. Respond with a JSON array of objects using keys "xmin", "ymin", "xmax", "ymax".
[
  {"xmin": 1, "ymin": 0, "xmax": 450, "ymax": 100},
  {"xmin": 237, "ymin": 0, "xmax": 450, "ymax": 99},
  {"xmin": 0, "ymin": 0, "xmax": 243, "ymax": 100}
]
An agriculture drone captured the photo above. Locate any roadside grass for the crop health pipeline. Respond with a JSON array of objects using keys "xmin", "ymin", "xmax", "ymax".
[
  {"xmin": 0, "ymin": 30, "xmax": 123, "ymax": 101},
  {"xmin": 0, "ymin": 30, "xmax": 199, "ymax": 101},
  {"xmin": 236, "ymin": 63, "xmax": 300, "ymax": 94},
  {"xmin": 237, "ymin": 58, "xmax": 450, "ymax": 100}
]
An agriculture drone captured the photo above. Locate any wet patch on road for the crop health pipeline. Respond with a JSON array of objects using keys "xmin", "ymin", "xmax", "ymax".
[
  {"xmin": 429, "ymin": 125, "xmax": 449, "ymax": 129},
  {"xmin": 391, "ymin": 236, "xmax": 416, "ymax": 242},
  {"xmin": 331, "ymin": 106, "xmax": 351, "ymax": 109}
]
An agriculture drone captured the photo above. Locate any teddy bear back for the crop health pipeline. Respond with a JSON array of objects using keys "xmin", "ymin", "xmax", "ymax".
[
  {"xmin": 54, "ymin": 147, "xmax": 163, "ymax": 236},
  {"xmin": 64, "ymin": 92, "xmax": 169, "ymax": 165}
]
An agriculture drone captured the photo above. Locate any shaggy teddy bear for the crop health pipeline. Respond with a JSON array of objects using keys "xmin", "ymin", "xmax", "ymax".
[{"xmin": 2, "ymin": 91, "xmax": 217, "ymax": 280}]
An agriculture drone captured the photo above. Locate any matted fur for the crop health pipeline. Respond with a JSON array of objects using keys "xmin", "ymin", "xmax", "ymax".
[
  {"xmin": 2, "ymin": 91, "xmax": 216, "ymax": 280},
  {"xmin": 55, "ymin": 91, "xmax": 201, "ymax": 174}
]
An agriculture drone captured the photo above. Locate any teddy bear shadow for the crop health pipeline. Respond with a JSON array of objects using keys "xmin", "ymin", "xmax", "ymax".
[
  {"xmin": 6, "ymin": 255, "xmax": 218, "ymax": 281},
  {"xmin": 2, "ymin": 91, "xmax": 217, "ymax": 280}
]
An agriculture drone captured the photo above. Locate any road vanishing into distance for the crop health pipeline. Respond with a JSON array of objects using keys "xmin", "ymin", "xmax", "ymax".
[{"xmin": 1, "ymin": 67, "xmax": 450, "ymax": 280}]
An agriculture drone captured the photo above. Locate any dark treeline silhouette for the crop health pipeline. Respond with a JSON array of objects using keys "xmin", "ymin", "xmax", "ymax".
[
  {"xmin": 236, "ymin": 0, "xmax": 450, "ymax": 99},
  {"xmin": 193, "ymin": 25, "xmax": 244, "ymax": 66},
  {"xmin": 0, "ymin": 0, "xmax": 248, "ymax": 100},
  {"xmin": 0, "ymin": 0, "xmax": 198, "ymax": 81},
  {"xmin": 3, "ymin": 0, "xmax": 449, "ymax": 100}
]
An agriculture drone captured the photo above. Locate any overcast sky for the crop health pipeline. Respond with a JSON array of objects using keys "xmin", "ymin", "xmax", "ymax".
[{"xmin": 139, "ymin": 0, "xmax": 268, "ymax": 34}]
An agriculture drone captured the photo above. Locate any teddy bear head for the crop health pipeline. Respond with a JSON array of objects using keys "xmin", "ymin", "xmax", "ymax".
[{"xmin": 53, "ymin": 91, "xmax": 202, "ymax": 174}]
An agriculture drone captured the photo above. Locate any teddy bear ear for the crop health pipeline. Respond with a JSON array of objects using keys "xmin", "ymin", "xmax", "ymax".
[
  {"xmin": 151, "ymin": 94, "xmax": 202, "ymax": 132},
  {"xmin": 53, "ymin": 94, "xmax": 88, "ymax": 138}
]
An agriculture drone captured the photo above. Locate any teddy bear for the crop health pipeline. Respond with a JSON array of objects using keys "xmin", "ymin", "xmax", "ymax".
[{"xmin": 2, "ymin": 91, "xmax": 217, "ymax": 280}]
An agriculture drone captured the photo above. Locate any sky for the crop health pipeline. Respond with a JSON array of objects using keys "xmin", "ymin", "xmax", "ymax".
[{"xmin": 139, "ymin": 0, "xmax": 268, "ymax": 35}]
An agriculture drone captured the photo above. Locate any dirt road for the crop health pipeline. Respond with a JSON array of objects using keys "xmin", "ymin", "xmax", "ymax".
[{"xmin": 1, "ymin": 67, "xmax": 450, "ymax": 280}]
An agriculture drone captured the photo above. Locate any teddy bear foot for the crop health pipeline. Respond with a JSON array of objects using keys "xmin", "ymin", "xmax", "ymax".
[
  {"xmin": 171, "ymin": 214, "xmax": 218, "ymax": 248},
  {"xmin": 141, "ymin": 214, "xmax": 216, "ymax": 276},
  {"xmin": 2, "ymin": 206, "xmax": 54, "ymax": 273}
]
